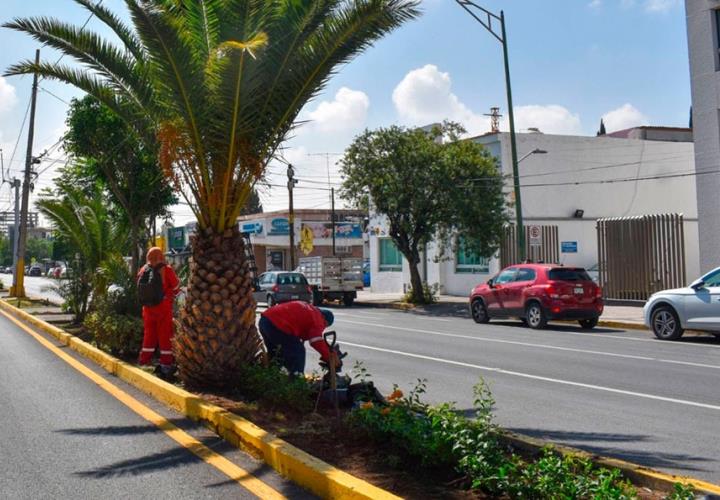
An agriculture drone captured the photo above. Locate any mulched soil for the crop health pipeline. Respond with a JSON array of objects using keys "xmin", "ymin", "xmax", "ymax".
[{"xmin": 197, "ymin": 392, "xmax": 482, "ymax": 499}]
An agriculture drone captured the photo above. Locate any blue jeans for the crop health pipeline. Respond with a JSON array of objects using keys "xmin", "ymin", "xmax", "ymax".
[{"xmin": 258, "ymin": 316, "xmax": 306, "ymax": 374}]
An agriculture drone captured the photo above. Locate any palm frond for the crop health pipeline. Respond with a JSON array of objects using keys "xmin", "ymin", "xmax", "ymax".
[{"xmin": 73, "ymin": 0, "xmax": 145, "ymax": 60}]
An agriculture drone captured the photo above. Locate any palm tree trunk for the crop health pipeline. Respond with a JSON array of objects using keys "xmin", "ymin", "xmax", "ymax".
[{"xmin": 174, "ymin": 225, "xmax": 263, "ymax": 388}]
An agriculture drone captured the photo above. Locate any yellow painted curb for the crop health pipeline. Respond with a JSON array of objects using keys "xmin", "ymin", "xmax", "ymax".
[
  {"xmin": 500, "ymin": 431, "xmax": 720, "ymax": 496},
  {"xmin": 597, "ymin": 320, "xmax": 647, "ymax": 331},
  {"xmin": 0, "ymin": 299, "xmax": 400, "ymax": 500}
]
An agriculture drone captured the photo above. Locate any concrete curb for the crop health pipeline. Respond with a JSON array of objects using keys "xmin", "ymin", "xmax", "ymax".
[
  {"xmin": 357, "ymin": 301, "xmax": 650, "ymax": 332},
  {"xmin": 500, "ymin": 431, "xmax": 720, "ymax": 496},
  {"xmin": 0, "ymin": 299, "xmax": 399, "ymax": 500}
]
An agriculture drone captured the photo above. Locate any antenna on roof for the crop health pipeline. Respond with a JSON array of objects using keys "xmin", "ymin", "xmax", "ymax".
[{"xmin": 484, "ymin": 107, "xmax": 502, "ymax": 134}]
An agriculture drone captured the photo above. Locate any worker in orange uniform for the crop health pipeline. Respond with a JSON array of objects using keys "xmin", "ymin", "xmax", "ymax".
[{"xmin": 137, "ymin": 247, "xmax": 180, "ymax": 378}]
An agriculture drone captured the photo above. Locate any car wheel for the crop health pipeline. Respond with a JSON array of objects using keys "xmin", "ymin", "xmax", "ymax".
[
  {"xmin": 312, "ymin": 289, "xmax": 323, "ymax": 306},
  {"xmin": 267, "ymin": 295, "xmax": 275, "ymax": 308},
  {"xmin": 651, "ymin": 306, "xmax": 683, "ymax": 340},
  {"xmin": 578, "ymin": 318, "xmax": 599, "ymax": 330},
  {"xmin": 471, "ymin": 299, "xmax": 490, "ymax": 324},
  {"xmin": 525, "ymin": 302, "xmax": 547, "ymax": 329}
]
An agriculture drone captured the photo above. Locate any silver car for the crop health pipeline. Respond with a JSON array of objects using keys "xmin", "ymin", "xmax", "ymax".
[
  {"xmin": 252, "ymin": 271, "xmax": 312, "ymax": 307},
  {"xmin": 643, "ymin": 267, "xmax": 720, "ymax": 340}
]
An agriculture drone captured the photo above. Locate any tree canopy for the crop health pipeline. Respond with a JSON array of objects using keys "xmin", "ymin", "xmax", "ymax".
[{"xmin": 341, "ymin": 122, "xmax": 507, "ymax": 303}]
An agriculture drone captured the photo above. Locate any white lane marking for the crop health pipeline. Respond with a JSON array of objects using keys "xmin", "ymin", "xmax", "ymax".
[
  {"xmin": 342, "ymin": 341, "xmax": 720, "ymax": 412},
  {"xmin": 337, "ymin": 319, "xmax": 720, "ymax": 370},
  {"xmin": 334, "ymin": 311, "xmax": 387, "ymax": 319}
]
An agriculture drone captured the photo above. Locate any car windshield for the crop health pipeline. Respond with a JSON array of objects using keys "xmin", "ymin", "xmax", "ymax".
[
  {"xmin": 701, "ymin": 268, "xmax": 720, "ymax": 287},
  {"xmin": 277, "ymin": 273, "xmax": 308, "ymax": 285},
  {"xmin": 548, "ymin": 268, "xmax": 592, "ymax": 281}
]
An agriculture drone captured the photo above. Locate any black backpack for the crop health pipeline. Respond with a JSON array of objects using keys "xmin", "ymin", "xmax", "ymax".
[{"xmin": 138, "ymin": 264, "xmax": 165, "ymax": 306}]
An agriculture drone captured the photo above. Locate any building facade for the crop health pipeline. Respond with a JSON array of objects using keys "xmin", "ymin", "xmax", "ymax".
[
  {"xmin": 686, "ymin": 0, "xmax": 720, "ymax": 272},
  {"xmin": 237, "ymin": 209, "xmax": 366, "ymax": 274},
  {"xmin": 369, "ymin": 129, "xmax": 699, "ymax": 296}
]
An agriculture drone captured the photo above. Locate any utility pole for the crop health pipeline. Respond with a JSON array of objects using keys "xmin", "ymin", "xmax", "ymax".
[
  {"xmin": 331, "ymin": 187, "xmax": 336, "ymax": 256},
  {"xmin": 454, "ymin": 2, "xmax": 525, "ymax": 261},
  {"xmin": 1, "ymin": 151, "xmax": 22, "ymax": 289},
  {"xmin": 11, "ymin": 49, "xmax": 40, "ymax": 298},
  {"xmin": 287, "ymin": 164, "xmax": 298, "ymax": 270}
]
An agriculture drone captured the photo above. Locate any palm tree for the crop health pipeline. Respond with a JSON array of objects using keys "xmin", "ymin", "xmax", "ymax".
[
  {"xmin": 5, "ymin": 0, "xmax": 420, "ymax": 387},
  {"xmin": 37, "ymin": 185, "xmax": 124, "ymax": 323}
]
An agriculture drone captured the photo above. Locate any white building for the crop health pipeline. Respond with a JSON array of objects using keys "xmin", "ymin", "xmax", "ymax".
[
  {"xmin": 369, "ymin": 128, "xmax": 698, "ymax": 296},
  {"xmin": 686, "ymin": 0, "xmax": 720, "ymax": 272}
]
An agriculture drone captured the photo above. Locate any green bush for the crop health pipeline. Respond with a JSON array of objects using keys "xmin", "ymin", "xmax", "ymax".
[
  {"xmin": 85, "ymin": 296, "xmax": 143, "ymax": 357},
  {"xmin": 234, "ymin": 363, "xmax": 313, "ymax": 414},
  {"xmin": 402, "ymin": 282, "xmax": 439, "ymax": 304},
  {"xmin": 351, "ymin": 378, "xmax": 638, "ymax": 499}
]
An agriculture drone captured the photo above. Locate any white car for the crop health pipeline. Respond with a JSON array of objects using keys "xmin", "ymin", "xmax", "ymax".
[{"xmin": 643, "ymin": 267, "xmax": 720, "ymax": 340}]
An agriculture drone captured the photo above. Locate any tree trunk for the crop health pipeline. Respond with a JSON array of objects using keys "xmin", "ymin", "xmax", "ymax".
[
  {"xmin": 130, "ymin": 222, "xmax": 141, "ymax": 277},
  {"xmin": 408, "ymin": 259, "xmax": 426, "ymax": 304},
  {"xmin": 174, "ymin": 225, "xmax": 263, "ymax": 388}
]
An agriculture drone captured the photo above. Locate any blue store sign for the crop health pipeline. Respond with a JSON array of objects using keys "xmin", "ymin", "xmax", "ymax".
[
  {"xmin": 268, "ymin": 217, "xmax": 290, "ymax": 235},
  {"xmin": 561, "ymin": 241, "xmax": 578, "ymax": 253},
  {"xmin": 240, "ymin": 220, "xmax": 263, "ymax": 235}
]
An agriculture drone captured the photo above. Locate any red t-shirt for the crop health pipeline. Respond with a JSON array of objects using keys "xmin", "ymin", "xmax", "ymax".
[
  {"xmin": 138, "ymin": 263, "xmax": 180, "ymax": 310},
  {"xmin": 261, "ymin": 301, "xmax": 331, "ymax": 360}
]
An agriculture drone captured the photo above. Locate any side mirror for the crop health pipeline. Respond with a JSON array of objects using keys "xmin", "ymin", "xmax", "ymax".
[
  {"xmin": 252, "ymin": 278, "xmax": 260, "ymax": 291},
  {"xmin": 690, "ymin": 279, "xmax": 705, "ymax": 290},
  {"xmin": 487, "ymin": 279, "xmax": 495, "ymax": 289}
]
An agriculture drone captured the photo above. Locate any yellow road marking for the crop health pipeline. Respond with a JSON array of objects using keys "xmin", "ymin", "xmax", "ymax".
[{"xmin": 0, "ymin": 309, "xmax": 286, "ymax": 500}]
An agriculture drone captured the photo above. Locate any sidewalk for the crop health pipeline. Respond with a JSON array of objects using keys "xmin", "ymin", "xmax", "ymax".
[{"xmin": 355, "ymin": 291, "xmax": 646, "ymax": 329}]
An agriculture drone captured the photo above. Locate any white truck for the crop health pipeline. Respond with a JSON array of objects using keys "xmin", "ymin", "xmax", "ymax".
[{"xmin": 297, "ymin": 256, "xmax": 364, "ymax": 307}]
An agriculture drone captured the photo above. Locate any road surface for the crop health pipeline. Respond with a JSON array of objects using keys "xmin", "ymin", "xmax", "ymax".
[
  {"xmin": 0, "ymin": 308, "xmax": 314, "ymax": 499},
  {"xmin": 309, "ymin": 305, "xmax": 720, "ymax": 484}
]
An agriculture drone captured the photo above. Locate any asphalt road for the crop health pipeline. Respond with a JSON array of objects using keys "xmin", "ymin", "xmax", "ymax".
[
  {"xmin": 1, "ymin": 274, "xmax": 64, "ymax": 303},
  {"xmin": 0, "ymin": 310, "xmax": 314, "ymax": 499},
  {"xmin": 309, "ymin": 305, "xmax": 720, "ymax": 484}
]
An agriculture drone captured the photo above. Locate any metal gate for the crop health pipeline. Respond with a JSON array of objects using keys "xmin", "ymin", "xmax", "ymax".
[
  {"xmin": 500, "ymin": 225, "xmax": 559, "ymax": 268},
  {"xmin": 596, "ymin": 214, "xmax": 686, "ymax": 301}
]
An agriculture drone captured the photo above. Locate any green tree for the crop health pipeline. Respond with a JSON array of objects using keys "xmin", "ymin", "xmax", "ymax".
[
  {"xmin": 4, "ymin": 0, "xmax": 420, "ymax": 388},
  {"xmin": 25, "ymin": 237, "xmax": 53, "ymax": 263},
  {"xmin": 0, "ymin": 234, "xmax": 12, "ymax": 266},
  {"xmin": 341, "ymin": 122, "xmax": 507, "ymax": 304},
  {"xmin": 64, "ymin": 95, "xmax": 175, "ymax": 275}
]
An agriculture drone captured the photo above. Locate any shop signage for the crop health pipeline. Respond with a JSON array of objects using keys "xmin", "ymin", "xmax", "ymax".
[
  {"xmin": 304, "ymin": 221, "xmax": 363, "ymax": 239},
  {"xmin": 168, "ymin": 227, "xmax": 186, "ymax": 250},
  {"xmin": 268, "ymin": 217, "xmax": 290, "ymax": 235},
  {"xmin": 240, "ymin": 220, "xmax": 263, "ymax": 235}
]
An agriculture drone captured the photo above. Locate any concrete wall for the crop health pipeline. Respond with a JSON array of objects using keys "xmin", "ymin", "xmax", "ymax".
[{"xmin": 686, "ymin": 0, "xmax": 720, "ymax": 272}]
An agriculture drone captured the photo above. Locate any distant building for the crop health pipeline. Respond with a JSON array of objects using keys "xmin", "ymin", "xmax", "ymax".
[
  {"xmin": 238, "ymin": 209, "xmax": 367, "ymax": 274},
  {"xmin": 685, "ymin": 0, "xmax": 720, "ymax": 272},
  {"xmin": 370, "ymin": 128, "xmax": 698, "ymax": 295},
  {"xmin": 0, "ymin": 211, "xmax": 39, "ymax": 237}
]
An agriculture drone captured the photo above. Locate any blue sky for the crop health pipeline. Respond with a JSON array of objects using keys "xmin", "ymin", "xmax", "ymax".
[{"xmin": 0, "ymin": 0, "xmax": 690, "ymax": 219}]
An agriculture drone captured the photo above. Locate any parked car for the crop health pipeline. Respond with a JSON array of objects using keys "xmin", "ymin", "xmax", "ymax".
[
  {"xmin": 643, "ymin": 266, "xmax": 720, "ymax": 340},
  {"xmin": 28, "ymin": 265, "xmax": 42, "ymax": 277},
  {"xmin": 253, "ymin": 271, "xmax": 312, "ymax": 307},
  {"xmin": 469, "ymin": 264, "xmax": 604, "ymax": 329}
]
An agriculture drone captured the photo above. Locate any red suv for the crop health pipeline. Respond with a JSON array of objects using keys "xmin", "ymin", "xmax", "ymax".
[{"xmin": 469, "ymin": 264, "xmax": 603, "ymax": 329}]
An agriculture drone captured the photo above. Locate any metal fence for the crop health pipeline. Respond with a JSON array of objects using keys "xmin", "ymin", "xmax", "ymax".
[
  {"xmin": 596, "ymin": 214, "xmax": 686, "ymax": 301},
  {"xmin": 500, "ymin": 225, "xmax": 559, "ymax": 268}
]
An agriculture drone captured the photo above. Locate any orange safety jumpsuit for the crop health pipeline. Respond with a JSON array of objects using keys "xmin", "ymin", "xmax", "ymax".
[{"xmin": 138, "ymin": 264, "xmax": 180, "ymax": 366}]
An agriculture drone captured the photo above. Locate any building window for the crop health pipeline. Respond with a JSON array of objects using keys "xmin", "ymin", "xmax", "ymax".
[
  {"xmin": 379, "ymin": 238, "xmax": 402, "ymax": 272},
  {"xmin": 455, "ymin": 237, "xmax": 490, "ymax": 274}
]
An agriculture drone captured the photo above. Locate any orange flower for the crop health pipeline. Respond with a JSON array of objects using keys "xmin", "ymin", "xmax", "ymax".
[
  {"xmin": 387, "ymin": 389, "xmax": 404, "ymax": 401},
  {"xmin": 360, "ymin": 401, "xmax": 374, "ymax": 410},
  {"xmin": 380, "ymin": 407, "xmax": 391, "ymax": 416}
]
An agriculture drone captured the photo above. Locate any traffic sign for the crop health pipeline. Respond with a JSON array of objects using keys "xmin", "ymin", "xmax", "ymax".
[{"xmin": 528, "ymin": 225, "xmax": 542, "ymax": 247}]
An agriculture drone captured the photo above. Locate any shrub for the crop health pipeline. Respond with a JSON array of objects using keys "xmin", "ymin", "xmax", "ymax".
[
  {"xmin": 402, "ymin": 282, "xmax": 439, "ymax": 304},
  {"xmin": 234, "ymin": 363, "xmax": 313, "ymax": 414},
  {"xmin": 351, "ymin": 378, "xmax": 638, "ymax": 499},
  {"xmin": 85, "ymin": 295, "xmax": 143, "ymax": 358}
]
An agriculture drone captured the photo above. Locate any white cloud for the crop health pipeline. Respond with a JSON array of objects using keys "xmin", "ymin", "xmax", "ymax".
[
  {"xmin": 0, "ymin": 76, "xmax": 17, "ymax": 115},
  {"xmin": 588, "ymin": 0, "xmax": 602, "ymax": 8},
  {"xmin": 392, "ymin": 64, "xmax": 583, "ymax": 136},
  {"xmin": 643, "ymin": 0, "xmax": 678, "ymax": 12},
  {"xmin": 514, "ymin": 105, "xmax": 583, "ymax": 135},
  {"xmin": 392, "ymin": 64, "xmax": 490, "ymax": 134},
  {"xmin": 306, "ymin": 87, "xmax": 369, "ymax": 133},
  {"xmin": 602, "ymin": 103, "xmax": 649, "ymax": 132}
]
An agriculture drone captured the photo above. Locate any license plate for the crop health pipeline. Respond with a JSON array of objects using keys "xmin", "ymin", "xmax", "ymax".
[
  {"xmin": 291, "ymin": 295, "xmax": 299, "ymax": 300},
  {"xmin": 574, "ymin": 287, "xmax": 584, "ymax": 295}
]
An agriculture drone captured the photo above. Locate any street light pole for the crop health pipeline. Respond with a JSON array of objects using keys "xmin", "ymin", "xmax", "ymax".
[{"xmin": 454, "ymin": 2, "xmax": 525, "ymax": 260}]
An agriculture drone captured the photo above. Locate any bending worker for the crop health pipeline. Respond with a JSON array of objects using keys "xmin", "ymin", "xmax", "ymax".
[{"xmin": 259, "ymin": 301, "xmax": 339, "ymax": 374}]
